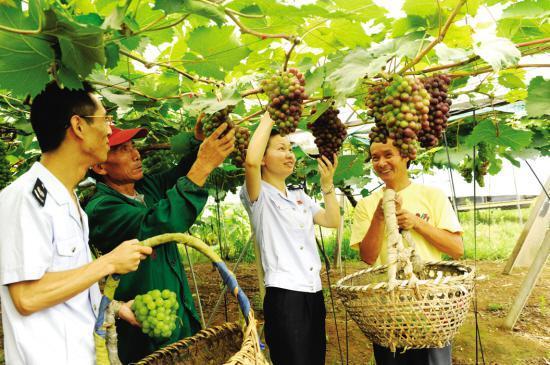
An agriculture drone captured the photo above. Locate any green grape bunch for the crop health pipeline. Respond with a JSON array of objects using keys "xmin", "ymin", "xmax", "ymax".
[
  {"xmin": 132, "ymin": 289, "xmax": 179, "ymax": 339},
  {"xmin": 202, "ymin": 106, "xmax": 235, "ymax": 138},
  {"xmin": 458, "ymin": 144, "xmax": 490, "ymax": 187},
  {"xmin": 0, "ymin": 140, "xmax": 12, "ymax": 191},
  {"xmin": 307, "ymin": 104, "xmax": 347, "ymax": 163},
  {"xmin": 262, "ymin": 68, "xmax": 307, "ymax": 136},
  {"xmin": 366, "ymin": 80, "xmax": 390, "ymax": 145},
  {"xmin": 231, "ymin": 126, "xmax": 250, "ymax": 168},
  {"xmin": 381, "ymin": 75, "xmax": 430, "ymax": 160},
  {"xmin": 419, "ymin": 74, "xmax": 452, "ymax": 148}
]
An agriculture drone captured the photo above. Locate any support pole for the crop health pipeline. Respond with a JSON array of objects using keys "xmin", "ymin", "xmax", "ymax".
[
  {"xmin": 503, "ymin": 228, "xmax": 550, "ymax": 329},
  {"xmin": 333, "ymin": 193, "xmax": 345, "ymax": 271},
  {"xmin": 503, "ymin": 177, "xmax": 550, "ymax": 274}
]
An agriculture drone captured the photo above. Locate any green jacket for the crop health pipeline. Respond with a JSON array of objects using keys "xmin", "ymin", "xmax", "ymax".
[{"xmin": 85, "ymin": 151, "xmax": 208, "ymax": 364}]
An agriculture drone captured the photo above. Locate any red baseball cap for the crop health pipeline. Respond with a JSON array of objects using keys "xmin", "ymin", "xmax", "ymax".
[{"xmin": 109, "ymin": 127, "xmax": 148, "ymax": 147}]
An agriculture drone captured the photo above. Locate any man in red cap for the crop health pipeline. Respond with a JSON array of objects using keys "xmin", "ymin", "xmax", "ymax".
[{"xmin": 85, "ymin": 121, "xmax": 235, "ymax": 363}]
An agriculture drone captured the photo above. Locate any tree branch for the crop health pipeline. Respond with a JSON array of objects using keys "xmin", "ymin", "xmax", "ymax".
[
  {"xmin": 448, "ymin": 63, "xmax": 550, "ymax": 78},
  {"xmin": 283, "ymin": 38, "xmax": 299, "ymax": 71},
  {"xmin": 119, "ymin": 49, "xmax": 220, "ymax": 85},
  {"xmin": 225, "ymin": 10, "xmax": 291, "ymax": 40},
  {"xmin": 225, "ymin": 8, "xmax": 265, "ymax": 19},
  {"xmin": 90, "ymin": 80, "xmax": 196, "ymax": 102},
  {"xmin": 240, "ymin": 88, "xmax": 263, "ymax": 98},
  {"xmin": 399, "ymin": 0, "xmax": 467, "ymax": 74},
  {"xmin": 409, "ymin": 38, "xmax": 550, "ymax": 75}
]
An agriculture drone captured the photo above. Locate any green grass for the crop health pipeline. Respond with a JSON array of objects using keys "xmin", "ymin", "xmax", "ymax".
[{"xmin": 458, "ymin": 207, "xmax": 530, "ymax": 260}]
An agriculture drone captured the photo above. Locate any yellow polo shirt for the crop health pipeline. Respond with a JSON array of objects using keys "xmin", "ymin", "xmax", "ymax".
[{"xmin": 350, "ymin": 183, "xmax": 462, "ymax": 265}]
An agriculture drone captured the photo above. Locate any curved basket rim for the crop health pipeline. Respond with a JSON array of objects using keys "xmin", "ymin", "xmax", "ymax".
[
  {"xmin": 134, "ymin": 321, "xmax": 243, "ymax": 364},
  {"xmin": 335, "ymin": 260, "xmax": 474, "ymax": 291}
]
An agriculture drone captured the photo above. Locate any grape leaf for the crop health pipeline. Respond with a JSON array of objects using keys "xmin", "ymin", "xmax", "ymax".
[
  {"xmin": 526, "ymin": 76, "xmax": 550, "ymax": 117},
  {"xmin": 0, "ymin": 4, "xmax": 54, "ymax": 96},
  {"xmin": 465, "ymin": 120, "xmax": 532, "ymax": 151}
]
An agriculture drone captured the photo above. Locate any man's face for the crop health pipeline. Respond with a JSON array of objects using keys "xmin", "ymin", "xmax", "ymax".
[
  {"xmin": 102, "ymin": 141, "xmax": 144, "ymax": 184},
  {"xmin": 370, "ymin": 139, "xmax": 409, "ymax": 184},
  {"xmin": 81, "ymin": 94, "xmax": 112, "ymax": 163}
]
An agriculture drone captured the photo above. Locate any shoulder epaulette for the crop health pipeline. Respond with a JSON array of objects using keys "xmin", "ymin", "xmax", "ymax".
[{"xmin": 32, "ymin": 178, "xmax": 47, "ymax": 207}]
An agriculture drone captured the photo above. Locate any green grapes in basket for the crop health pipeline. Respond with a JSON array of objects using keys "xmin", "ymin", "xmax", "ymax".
[{"xmin": 132, "ymin": 289, "xmax": 179, "ymax": 339}]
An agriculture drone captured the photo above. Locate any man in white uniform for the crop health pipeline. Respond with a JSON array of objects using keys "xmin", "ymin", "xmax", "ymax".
[{"xmin": 0, "ymin": 82, "xmax": 152, "ymax": 364}]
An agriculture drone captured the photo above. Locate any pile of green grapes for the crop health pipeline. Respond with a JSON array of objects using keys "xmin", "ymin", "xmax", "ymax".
[
  {"xmin": 231, "ymin": 126, "xmax": 250, "ymax": 168},
  {"xmin": 132, "ymin": 289, "xmax": 179, "ymax": 339},
  {"xmin": 419, "ymin": 74, "xmax": 452, "ymax": 148},
  {"xmin": 262, "ymin": 68, "xmax": 307, "ymax": 135},
  {"xmin": 0, "ymin": 140, "xmax": 11, "ymax": 191},
  {"xmin": 202, "ymin": 106, "xmax": 235, "ymax": 137},
  {"xmin": 307, "ymin": 105, "xmax": 347, "ymax": 162}
]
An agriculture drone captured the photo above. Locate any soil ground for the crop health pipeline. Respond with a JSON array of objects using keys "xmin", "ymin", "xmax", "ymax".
[
  {"xmin": 0, "ymin": 260, "xmax": 548, "ymax": 364},
  {"xmin": 188, "ymin": 260, "xmax": 549, "ymax": 365}
]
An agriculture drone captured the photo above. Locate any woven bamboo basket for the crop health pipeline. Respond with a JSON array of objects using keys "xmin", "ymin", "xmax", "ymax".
[
  {"xmin": 335, "ymin": 189, "xmax": 474, "ymax": 352},
  {"xmin": 95, "ymin": 233, "xmax": 268, "ymax": 365}
]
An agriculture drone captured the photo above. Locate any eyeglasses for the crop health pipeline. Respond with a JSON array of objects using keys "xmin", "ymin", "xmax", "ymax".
[{"xmin": 80, "ymin": 114, "xmax": 115, "ymax": 126}]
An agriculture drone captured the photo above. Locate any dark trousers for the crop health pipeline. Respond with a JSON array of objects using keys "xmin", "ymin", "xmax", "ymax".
[
  {"xmin": 373, "ymin": 343, "xmax": 452, "ymax": 365},
  {"xmin": 263, "ymin": 287, "xmax": 326, "ymax": 365}
]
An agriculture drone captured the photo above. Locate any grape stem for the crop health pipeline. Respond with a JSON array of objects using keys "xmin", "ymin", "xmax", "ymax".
[{"xmin": 399, "ymin": 0, "xmax": 467, "ymax": 74}]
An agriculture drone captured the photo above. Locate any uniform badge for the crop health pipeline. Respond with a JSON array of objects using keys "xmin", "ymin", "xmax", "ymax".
[{"xmin": 32, "ymin": 178, "xmax": 47, "ymax": 206}]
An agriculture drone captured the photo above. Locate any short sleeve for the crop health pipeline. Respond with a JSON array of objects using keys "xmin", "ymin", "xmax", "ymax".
[
  {"xmin": 301, "ymin": 192, "xmax": 322, "ymax": 218},
  {"xmin": 432, "ymin": 189, "xmax": 462, "ymax": 233},
  {"xmin": 0, "ymin": 192, "xmax": 53, "ymax": 285},
  {"xmin": 239, "ymin": 184, "xmax": 265, "ymax": 215},
  {"xmin": 350, "ymin": 197, "xmax": 376, "ymax": 250}
]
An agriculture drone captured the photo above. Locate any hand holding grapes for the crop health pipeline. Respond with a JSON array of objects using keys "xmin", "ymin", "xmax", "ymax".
[
  {"xmin": 118, "ymin": 300, "xmax": 140, "ymax": 327},
  {"xmin": 318, "ymin": 153, "xmax": 338, "ymax": 193},
  {"xmin": 196, "ymin": 123, "xmax": 235, "ymax": 170}
]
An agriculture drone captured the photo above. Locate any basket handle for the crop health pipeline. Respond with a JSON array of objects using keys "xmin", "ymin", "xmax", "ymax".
[
  {"xmin": 96, "ymin": 234, "xmax": 253, "ymax": 365},
  {"xmin": 382, "ymin": 189, "xmax": 420, "ymax": 289}
]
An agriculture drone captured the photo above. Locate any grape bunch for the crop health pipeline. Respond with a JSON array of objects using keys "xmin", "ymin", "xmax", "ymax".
[
  {"xmin": 132, "ymin": 289, "xmax": 179, "ymax": 339},
  {"xmin": 366, "ymin": 81, "xmax": 390, "ymax": 145},
  {"xmin": 142, "ymin": 150, "xmax": 177, "ymax": 175},
  {"xmin": 307, "ymin": 105, "xmax": 347, "ymax": 162},
  {"xmin": 419, "ymin": 74, "xmax": 452, "ymax": 148},
  {"xmin": 261, "ymin": 68, "xmax": 307, "ymax": 136},
  {"xmin": 202, "ymin": 106, "xmax": 235, "ymax": 137},
  {"xmin": 381, "ymin": 75, "xmax": 430, "ymax": 160},
  {"xmin": 0, "ymin": 140, "xmax": 11, "ymax": 191},
  {"xmin": 457, "ymin": 143, "xmax": 490, "ymax": 187},
  {"xmin": 231, "ymin": 126, "xmax": 250, "ymax": 168}
]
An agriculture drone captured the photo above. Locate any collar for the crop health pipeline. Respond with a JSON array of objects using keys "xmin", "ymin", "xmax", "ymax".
[
  {"xmin": 261, "ymin": 180, "xmax": 293, "ymax": 202},
  {"xmin": 31, "ymin": 162, "xmax": 74, "ymax": 206},
  {"xmin": 95, "ymin": 182, "xmax": 144, "ymax": 206}
]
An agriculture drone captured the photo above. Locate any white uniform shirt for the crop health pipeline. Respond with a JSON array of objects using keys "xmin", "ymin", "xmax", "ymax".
[
  {"xmin": 0, "ymin": 162, "xmax": 102, "ymax": 365},
  {"xmin": 240, "ymin": 181, "xmax": 323, "ymax": 293}
]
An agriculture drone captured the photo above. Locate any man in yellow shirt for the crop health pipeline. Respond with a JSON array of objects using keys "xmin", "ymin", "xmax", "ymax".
[{"xmin": 350, "ymin": 138, "xmax": 463, "ymax": 365}]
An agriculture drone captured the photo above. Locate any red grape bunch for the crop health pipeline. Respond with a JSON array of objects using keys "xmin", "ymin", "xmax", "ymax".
[
  {"xmin": 381, "ymin": 75, "xmax": 430, "ymax": 160},
  {"xmin": 231, "ymin": 126, "xmax": 250, "ymax": 168},
  {"xmin": 261, "ymin": 68, "xmax": 307, "ymax": 136},
  {"xmin": 307, "ymin": 104, "xmax": 347, "ymax": 162},
  {"xmin": 202, "ymin": 106, "xmax": 235, "ymax": 137},
  {"xmin": 132, "ymin": 289, "xmax": 179, "ymax": 339},
  {"xmin": 419, "ymin": 74, "xmax": 452, "ymax": 148}
]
